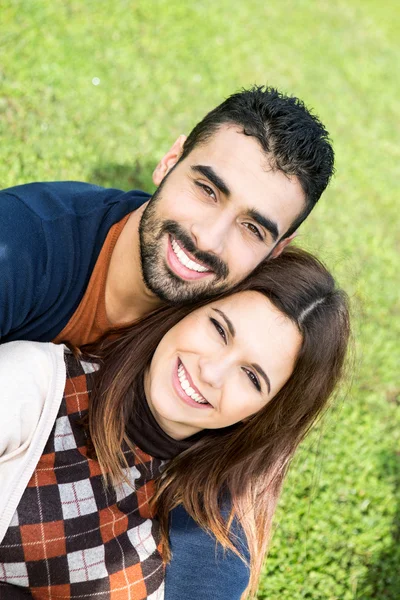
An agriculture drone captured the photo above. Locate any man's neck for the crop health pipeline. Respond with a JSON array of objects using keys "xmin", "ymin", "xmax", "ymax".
[{"xmin": 105, "ymin": 203, "xmax": 164, "ymax": 326}]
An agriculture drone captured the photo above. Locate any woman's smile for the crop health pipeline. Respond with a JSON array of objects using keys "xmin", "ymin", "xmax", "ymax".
[{"xmin": 172, "ymin": 358, "xmax": 213, "ymax": 409}]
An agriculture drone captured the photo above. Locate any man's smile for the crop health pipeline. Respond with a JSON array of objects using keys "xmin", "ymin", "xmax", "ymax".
[
  {"xmin": 171, "ymin": 236, "xmax": 210, "ymax": 272},
  {"xmin": 166, "ymin": 234, "xmax": 214, "ymax": 281}
]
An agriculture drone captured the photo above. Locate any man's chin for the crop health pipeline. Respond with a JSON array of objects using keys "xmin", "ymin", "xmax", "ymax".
[{"xmin": 144, "ymin": 271, "xmax": 225, "ymax": 305}]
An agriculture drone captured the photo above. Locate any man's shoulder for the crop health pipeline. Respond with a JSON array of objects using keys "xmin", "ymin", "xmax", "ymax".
[
  {"xmin": 1, "ymin": 180, "xmax": 151, "ymax": 222},
  {"xmin": 0, "ymin": 181, "xmax": 151, "ymax": 342},
  {"xmin": 165, "ymin": 504, "xmax": 250, "ymax": 599}
]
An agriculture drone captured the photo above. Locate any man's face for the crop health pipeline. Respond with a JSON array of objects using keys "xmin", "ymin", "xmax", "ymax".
[{"xmin": 139, "ymin": 125, "xmax": 305, "ymax": 304}]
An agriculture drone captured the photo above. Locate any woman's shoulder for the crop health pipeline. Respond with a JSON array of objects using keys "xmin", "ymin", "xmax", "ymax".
[
  {"xmin": 0, "ymin": 341, "xmax": 66, "ymax": 457},
  {"xmin": 0, "ymin": 340, "xmax": 66, "ymax": 400},
  {"xmin": 0, "ymin": 339, "xmax": 65, "ymax": 369}
]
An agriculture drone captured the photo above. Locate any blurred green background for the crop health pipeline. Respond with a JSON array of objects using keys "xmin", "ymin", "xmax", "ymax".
[{"xmin": 1, "ymin": 1, "xmax": 399, "ymax": 598}]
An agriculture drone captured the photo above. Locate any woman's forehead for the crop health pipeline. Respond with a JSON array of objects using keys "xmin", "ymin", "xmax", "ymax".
[
  {"xmin": 210, "ymin": 290, "xmax": 300, "ymax": 348},
  {"xmin": 208, "ymin": 290, "xmax": 278, "ymax": 316}
]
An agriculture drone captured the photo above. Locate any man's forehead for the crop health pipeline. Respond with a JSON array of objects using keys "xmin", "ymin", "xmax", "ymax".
[{"xmin": 190, "ymin": 125, "xmax": 266, "ymax": 173}]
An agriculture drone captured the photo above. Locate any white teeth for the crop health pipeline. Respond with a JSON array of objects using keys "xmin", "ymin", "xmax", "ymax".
[
  {"xmin": 171, "ymin": 239, "xmax": 209, "ymax": 273},
  {"xmin": 177, "ymin": 362, "xmax": 209, "ymax": 404},
  {"xmin": 188, "ymin": 259, "xmax": 198, "ymax": 271}
]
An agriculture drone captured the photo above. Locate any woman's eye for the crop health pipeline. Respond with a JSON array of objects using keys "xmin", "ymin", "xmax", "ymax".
[
  {"xmin": 196, "ymin": 182, "xmax": 217, "ymax": 202},
  {"xmin": 244, "ymin": 222, "xmax": 263, "ymax": 240},
  {"xmin": 210, "ymin": 318, "xmax": 227, "ymax": 344},
  {"xmin": 242, "ymin": 367, "xmax": 261, "ymax": 392}
]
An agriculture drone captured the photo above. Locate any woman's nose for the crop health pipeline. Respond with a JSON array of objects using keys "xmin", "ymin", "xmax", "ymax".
[{"xmin": 198, "ymin": 354, "xmax": 229, "ymax": 389}]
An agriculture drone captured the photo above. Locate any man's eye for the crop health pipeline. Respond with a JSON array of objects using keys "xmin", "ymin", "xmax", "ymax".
[
  {"xmin": 210, "ymin": 318, "xmax": 227, "ymax": 344},
  {"xmin": 242, "ymin": 367, "xmax": 261, "ymax": 392},
  {"xmin": 196, "ymin": 182, "xmax": 217, "ymax": 202},
  {"xmin": 244, "ymin": 222, "xmax": 263, "ymax": 240}
]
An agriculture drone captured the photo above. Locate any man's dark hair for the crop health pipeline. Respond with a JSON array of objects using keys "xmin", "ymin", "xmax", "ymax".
[{"xmin": 180, "ymin": 85, "xmax": 335, "ymax": 239}]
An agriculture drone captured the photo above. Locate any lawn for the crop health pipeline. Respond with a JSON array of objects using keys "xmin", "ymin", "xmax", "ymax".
[{"xmin": 1, "ymin": 1, "xmax": 399, "ymax": 598}]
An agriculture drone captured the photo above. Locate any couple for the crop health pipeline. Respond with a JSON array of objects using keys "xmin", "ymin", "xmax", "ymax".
[{"xmin": 0, "ymin": 86, "xmax": 349, "ymax": 599}]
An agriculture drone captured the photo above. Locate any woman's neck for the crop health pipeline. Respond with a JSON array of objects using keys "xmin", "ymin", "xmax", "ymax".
[{"xmin": 126, "ymin": 383, "xmax": 206, "ymax": 460}]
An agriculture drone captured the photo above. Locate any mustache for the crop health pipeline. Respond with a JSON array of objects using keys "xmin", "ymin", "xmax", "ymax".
[{"xmin": 162, "ymin": 221, "xmax": 229, "ymax": 281}]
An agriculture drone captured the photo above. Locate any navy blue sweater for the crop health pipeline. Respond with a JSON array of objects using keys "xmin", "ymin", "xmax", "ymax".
[
  {"xmin": 0, "ymin": 181, "xmax": 249, "ymax": 599},
  {"xmin": 0, "ymin": 181, "xmax": 150, "ymax": 342}
]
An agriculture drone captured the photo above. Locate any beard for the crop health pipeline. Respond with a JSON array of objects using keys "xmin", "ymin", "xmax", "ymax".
[{"xmin": 138, "ymin": 183, "xmax": 230, "ymax": 304}]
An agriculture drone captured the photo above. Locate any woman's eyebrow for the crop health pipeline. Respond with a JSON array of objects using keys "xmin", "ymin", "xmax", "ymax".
[{"xmin": 212, "ymin": 308, "xmax": 235, "ymax": 337}]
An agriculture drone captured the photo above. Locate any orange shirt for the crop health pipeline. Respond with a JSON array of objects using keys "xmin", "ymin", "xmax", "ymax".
[{"xmin": 53, "ymin": 214, "xmax": 130, "ymax": 347}]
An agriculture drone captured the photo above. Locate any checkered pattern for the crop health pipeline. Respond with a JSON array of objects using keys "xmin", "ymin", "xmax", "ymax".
[{"xmin": 0, "ymin": 351, "xmax": 165, "ymax": 599}]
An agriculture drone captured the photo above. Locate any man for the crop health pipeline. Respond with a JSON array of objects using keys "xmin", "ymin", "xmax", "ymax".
[
  {"xmin": 0, "ymin": 86, "xmax": 334, "ymax": 599},
  {"xmin": 0, "ymin": 85, "xmax": 333, "ymax": 344}
]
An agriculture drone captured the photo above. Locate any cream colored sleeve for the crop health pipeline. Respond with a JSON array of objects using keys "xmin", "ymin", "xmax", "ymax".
[
  {"xmin": 0, "ymin": 341, "xmax": 66, "ymax": 544},
  {"xmin": 0, "ymin": 341, "xmax": 61, "ymax": 461}
]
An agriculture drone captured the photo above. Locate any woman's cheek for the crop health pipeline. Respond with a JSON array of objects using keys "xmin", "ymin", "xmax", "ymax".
[
  {"xmin": 222, "ymin": 381, "xmax": 243, "ymax": 425},
  {"xmin": 233, "ymin": 388, "xmax": 259, "ymax": 424}
]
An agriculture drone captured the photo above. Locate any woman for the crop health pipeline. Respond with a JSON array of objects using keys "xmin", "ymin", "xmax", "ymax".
[{"xmin": 0, "ymin": 248, "xmax": 350, "ymax": 600}]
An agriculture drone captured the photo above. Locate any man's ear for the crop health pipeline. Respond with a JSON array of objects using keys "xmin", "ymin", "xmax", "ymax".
[
  {"xmin": 270, "ymin": 231, "xmax": 298, "ymax": 258},
  {"xmin": 152, "ymin": 134, "xmax": 187, "ymax": 186}
]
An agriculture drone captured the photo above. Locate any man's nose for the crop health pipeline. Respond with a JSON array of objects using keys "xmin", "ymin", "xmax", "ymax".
[{"xmin": 191, "ymin": 215, "xmax": 232, "ymax": 256}]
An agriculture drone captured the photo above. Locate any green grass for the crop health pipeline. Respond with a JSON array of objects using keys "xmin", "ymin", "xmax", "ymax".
[{"xmin": 1, "ymin": 1, "xmax": 399, "ymax": 598}]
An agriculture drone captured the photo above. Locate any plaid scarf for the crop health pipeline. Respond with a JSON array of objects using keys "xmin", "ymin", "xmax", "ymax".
[{"xmin": 0, "ymin": 352, "xmax": 165, "ymax": 599}]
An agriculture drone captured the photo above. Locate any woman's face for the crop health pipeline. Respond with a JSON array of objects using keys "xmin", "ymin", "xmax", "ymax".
[{"xmin": 144, "ymin": 291, "xmax": 302, "ymax": 440}]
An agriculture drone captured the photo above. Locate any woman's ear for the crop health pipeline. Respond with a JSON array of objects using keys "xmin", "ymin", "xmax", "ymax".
[{"xmin": 152, "ymin": 134, "xmax": 187, "ymax": 186}]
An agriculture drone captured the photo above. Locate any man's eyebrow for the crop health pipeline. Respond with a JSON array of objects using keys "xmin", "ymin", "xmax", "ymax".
[
  {"xmin": 191, "ymin": 165, "xmax": 231, "ymax": 197},
  {"xmin": 191, "ymin": 165, "xmax": 279, "ymax": 241},
  {"xmin": 252, "ymin": 363, "xmax": 271, "ymax": 395},
  {"xmin": 212, "ymin": 308, "xmax": 235, "ymax": 337},
  {"xmin": 247, "ymin": 209, "xmax": 279, "ymax": 242}
]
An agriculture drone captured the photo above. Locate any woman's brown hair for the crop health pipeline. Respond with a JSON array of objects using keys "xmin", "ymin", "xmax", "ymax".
[{"xmin": 83, "ymin": 247, "xmax": 350, "ymax": 599}]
